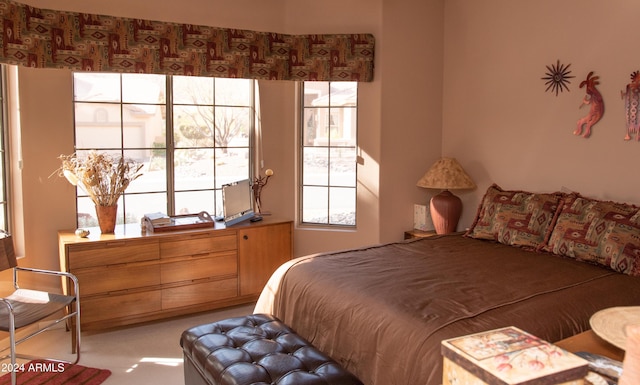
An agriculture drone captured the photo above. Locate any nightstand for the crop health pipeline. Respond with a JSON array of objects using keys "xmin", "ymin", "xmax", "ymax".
[
  {"xmin": 404, "ymin": 229, "xmax": 437, "ymax": 240},
  {"xmin": 554, "ymin": 329, "xmax": 624, "ymax": 361}
]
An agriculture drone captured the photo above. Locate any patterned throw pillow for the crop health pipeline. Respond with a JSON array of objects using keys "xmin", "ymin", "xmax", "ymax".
[
  {"xmin": 544, "ymin": 194, "xmax": 640, "ymax": 276},
  {"xmin": 466, "ymin": 184, "xmax": 563, "ymax": 249}
]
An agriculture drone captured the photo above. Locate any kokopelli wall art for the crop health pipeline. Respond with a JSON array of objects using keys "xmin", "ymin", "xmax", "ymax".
[
  {"xmin": 541, "ymin": 62, "xmax": 640, "ymax": 143},
  {"xmin": 622, "ymin": 71, "xmax": 640, "ymax": 141},
  {"xmin": 575, "ymin": 71, "xmax": 604, "ymax": 139}
]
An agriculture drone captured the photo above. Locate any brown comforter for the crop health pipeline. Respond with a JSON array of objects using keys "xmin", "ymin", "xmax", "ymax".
[{"xmin": 254, "ymin": 234, "xmax": 640, "ymax": 385}]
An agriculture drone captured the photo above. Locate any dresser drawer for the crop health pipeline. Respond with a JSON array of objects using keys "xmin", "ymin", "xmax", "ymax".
[
  {"xmin": 81, "ymin": 291, "xmax": 162, "ymax": 324},
  {"xmin": 75, "ymin": 264, "xmax": 161, "ymax": 296},
  {"xmin": 68, "ymin": 240, "xmax": 160, "ymax": 269},
  {"xmin": 161, "ymin": 251, "xmax": 237, "ymax": 284},
  {"xmin": 160, "ymin": 233, "xmax": 237, "ymax": 259},
  {"xmin": 162, "ymin": 278, "xmax": 238, "ymax": 309}
]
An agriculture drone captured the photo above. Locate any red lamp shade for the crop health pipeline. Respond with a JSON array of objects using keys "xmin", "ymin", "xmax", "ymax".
[{"xmin": 417, "ymin": 158, "xmax": 475, "ymax": 234}]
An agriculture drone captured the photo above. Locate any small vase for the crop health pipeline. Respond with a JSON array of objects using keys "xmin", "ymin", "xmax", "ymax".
[{"xmin": 95, "ymin": 204, "xmax": 117, "ymax": 234}]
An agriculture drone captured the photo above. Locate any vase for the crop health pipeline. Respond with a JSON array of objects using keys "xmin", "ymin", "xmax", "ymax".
[{"xmin": 95, "ymin": 204, "xmax": 117, "ymax": 234}]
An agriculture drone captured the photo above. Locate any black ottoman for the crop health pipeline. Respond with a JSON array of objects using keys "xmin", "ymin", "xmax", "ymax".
[{"xmin": 180, "ymin": 314, "xmax": 362, "ymax": 385}]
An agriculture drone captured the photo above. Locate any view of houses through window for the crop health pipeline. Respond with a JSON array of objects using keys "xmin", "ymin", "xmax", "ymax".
[
  {"xmin": 301, "ymin": 81, "xmax": 358, "ymax": 226},
  {"xmin": 0, "ymin": 73, "xmax": 358, "ymax": 231},
  {"xmin": 73, "ymin": 73, "xmax": 254, "ymax": 228}
]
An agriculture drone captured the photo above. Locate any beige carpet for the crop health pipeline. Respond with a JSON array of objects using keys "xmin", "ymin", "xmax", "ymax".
[{"xmin": 2, "ymin": 304, "xmax": 254, "ymax": 385}]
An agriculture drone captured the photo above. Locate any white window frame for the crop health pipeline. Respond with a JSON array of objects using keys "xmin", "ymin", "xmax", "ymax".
[
  {"xmin": 72, "ymin": 73, "xmax": 255, "ymax": 227},
  {"xmin": 299, "ymin": 81, "xmax": 358, "ymax": 227},
  {"xmin": 0, "ymin": 66, "xmax": 10, "ymax": 233}
]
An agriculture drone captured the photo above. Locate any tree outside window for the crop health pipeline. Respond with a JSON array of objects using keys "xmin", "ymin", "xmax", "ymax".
[{"xmin": 73, "ymin": 73, "xmax": 253, "ymax": 228}]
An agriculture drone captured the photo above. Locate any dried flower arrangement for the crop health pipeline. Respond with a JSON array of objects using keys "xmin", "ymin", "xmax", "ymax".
[{"xmin": 57, "ymin": 151, "xmax": 143, "ymax": 207}]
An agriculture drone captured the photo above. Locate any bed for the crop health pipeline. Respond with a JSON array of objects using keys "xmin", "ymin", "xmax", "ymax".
[{"xmin": 253, "ymin": 185, "xmax": 640, "ymax": 385}]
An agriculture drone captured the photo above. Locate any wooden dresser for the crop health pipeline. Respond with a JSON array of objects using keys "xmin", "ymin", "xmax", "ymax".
[{"xmin": 58, "ymin": 217, "xmax": 292, "ymax": 331}]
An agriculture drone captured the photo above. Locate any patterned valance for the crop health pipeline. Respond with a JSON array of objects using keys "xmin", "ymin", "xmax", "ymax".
[{"xmin": 0, "ymin": 0, "xmax": 374, "ymax": 81}]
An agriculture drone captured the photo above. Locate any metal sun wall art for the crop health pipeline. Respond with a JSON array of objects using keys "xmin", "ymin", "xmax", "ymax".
[
  {"xmin": 542, "ymin": 60, "xmax": 575, "ymax": 96},
  {"xmin": 622, "ymin": 71, "xmax": 640, "ymax": 141},
  {"xmin": 575, "ymin": 71, "xmax": 604, "ymax": 138}
]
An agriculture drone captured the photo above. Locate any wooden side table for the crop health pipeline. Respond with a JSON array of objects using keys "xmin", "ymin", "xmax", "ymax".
[
  {"xmin": 404, "ymin": 229, "xmax": 437, "ymax": 240},
  {"xmin": 554, "ymin": 329, "xmax": 625, "ymax": 362}
]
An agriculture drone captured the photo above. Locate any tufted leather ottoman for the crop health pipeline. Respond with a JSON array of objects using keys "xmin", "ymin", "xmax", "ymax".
[{"xmin": 180, "ymin": 313, "xmax": 363, "ymax": 385}]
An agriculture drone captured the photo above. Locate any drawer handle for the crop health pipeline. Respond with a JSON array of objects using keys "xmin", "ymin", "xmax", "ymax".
[{"xmin": 243, "ymin": 235, "xmax": 248, "ymax": 240}]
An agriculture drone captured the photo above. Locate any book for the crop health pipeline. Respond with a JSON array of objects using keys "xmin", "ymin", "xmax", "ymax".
[
  {"xmin": 574, "ymin": 351, "xmax": 622, "ymax": 383},
  {"xmin": 143, "ymin": 212, "xmax": 170, "ymax": 225},
  {"xmin": 441, "ymin": 326, "xmax": 589, "ymax": 385}
]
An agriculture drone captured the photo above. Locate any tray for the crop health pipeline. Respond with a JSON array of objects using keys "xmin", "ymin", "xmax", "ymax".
[{"xmin": 145, "ymin": 211, "xmax": 214, "ymax": 232}]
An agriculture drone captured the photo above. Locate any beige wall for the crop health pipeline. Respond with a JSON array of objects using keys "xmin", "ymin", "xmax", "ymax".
[
  {"xmin": 19, "ymin": 0, "xmax": 640, "ymax": 289},
  {"xmin": 444, "ymin": 0, "xmax": 640, "ymax": 229},
  {"xmin": 380, "ymin": 0, "xmax": 444, "ymax": 243},
  {"xmin": 16, "ymin": 0, "xmax": 443, "ymax": 282},
  {"xmin": 22, "ymin": 0, "xmax": 640, "ymax": 280},
  {"xmin": 11, "ymin": 67, "xmax": 76, "ymax": 291}
]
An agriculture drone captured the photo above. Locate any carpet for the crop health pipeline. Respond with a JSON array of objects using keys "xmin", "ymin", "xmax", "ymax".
[{"xmin": 0, "ymin": 360, "xmax": 111, "ymax": 385}]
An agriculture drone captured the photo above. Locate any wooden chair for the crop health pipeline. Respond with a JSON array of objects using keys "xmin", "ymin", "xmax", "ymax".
[{"xmin": 0, "ymin": 232, "xmax": 80, "ymax": 385}]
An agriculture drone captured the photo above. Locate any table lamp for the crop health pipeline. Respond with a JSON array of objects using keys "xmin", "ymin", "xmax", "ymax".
[{"xmin": 416, "ymin": 157, "xmax": 475, "ymax": 234}]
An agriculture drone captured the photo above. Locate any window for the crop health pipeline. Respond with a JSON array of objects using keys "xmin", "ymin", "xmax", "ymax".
[
  {"xmin": 300, "ymin": 81, "xmax": 357, "ymax": 226},
  {"xmin": 0, "ymin": 66, "xmax": 8, "ymax": 232},
  {"xmin": 73, "ymin": 73, "xmax": 254, "ymax": 228}
]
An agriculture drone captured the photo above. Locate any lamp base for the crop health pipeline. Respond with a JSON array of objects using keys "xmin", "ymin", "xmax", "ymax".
[{"xmin": 430, "ymin": 190, "xmax": 462, "ymax": 235}]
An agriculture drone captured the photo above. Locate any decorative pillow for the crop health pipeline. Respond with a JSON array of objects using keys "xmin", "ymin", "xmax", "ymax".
[
  {"xmin": 465, "ymin": 184, "xmax": 563, "ymax": 249},
  {"xmin": 544, "ymin": 194, "xmax": 640, "ymax": 276}
]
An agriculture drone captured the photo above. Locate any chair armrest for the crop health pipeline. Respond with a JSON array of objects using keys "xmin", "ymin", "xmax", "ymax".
[
  {"xmin": 14, "ymin": 267, "xmax": 79, "ymax": 296},
  {"xmin": 15, "ymin": 266, "xmax": 77, "ymax": 280}
]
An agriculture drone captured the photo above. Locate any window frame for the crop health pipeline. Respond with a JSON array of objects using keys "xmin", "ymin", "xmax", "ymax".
[
  {"xmin": 71, "ymin": 73, "xmax": 255, "ymax": 227},
  {"xmin": 0, "ymin": 66, "xmax": 9, "ymax": 233},
  {"xmin": 299, "ymin": 81, "xmax": 358, "ymax": 228}
]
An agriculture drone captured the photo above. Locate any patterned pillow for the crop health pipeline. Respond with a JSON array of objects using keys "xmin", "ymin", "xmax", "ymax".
[
  {"xmin": 466, "ymin": 184, "xmax": 563, "ymax": 249},
  {"xmin": 544, "ymin": 194, "xmax": 640, "ymax": 276}
]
